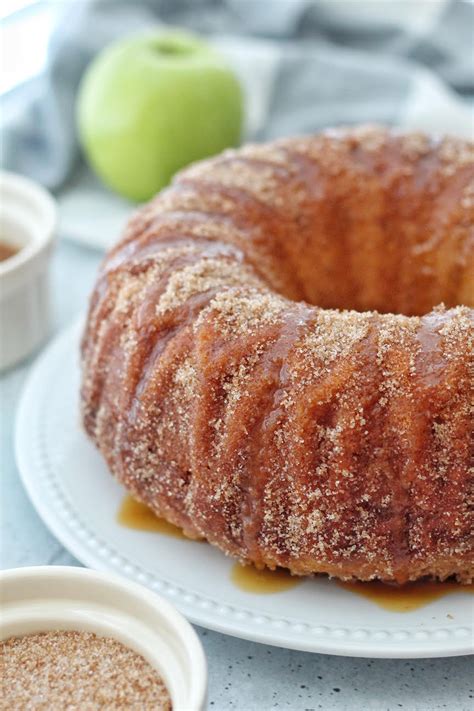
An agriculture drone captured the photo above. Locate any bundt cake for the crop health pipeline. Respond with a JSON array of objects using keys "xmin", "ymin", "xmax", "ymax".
[{"xmin": 81, "ymin": 125, "xmax": 474, "ymax": 584}]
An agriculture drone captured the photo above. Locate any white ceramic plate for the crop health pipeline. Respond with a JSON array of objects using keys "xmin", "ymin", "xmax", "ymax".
[{"xmin": 15, "ymin": 322, "xmax": 474, "ymax": 658}]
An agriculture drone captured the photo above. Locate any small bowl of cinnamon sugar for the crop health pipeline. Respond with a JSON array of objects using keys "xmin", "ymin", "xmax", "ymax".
[
  {"xmin": 0, "ymin": 566, "xmax": 207, "ymax": 710},
  {"xmin": 0, "ymin": 172, "xmax": 56, "ymax": 371}
]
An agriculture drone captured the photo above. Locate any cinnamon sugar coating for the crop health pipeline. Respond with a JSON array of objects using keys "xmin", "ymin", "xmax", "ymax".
[{"xmin": 81, "ymin": 126, "xmax": 474, "ymax": 583}]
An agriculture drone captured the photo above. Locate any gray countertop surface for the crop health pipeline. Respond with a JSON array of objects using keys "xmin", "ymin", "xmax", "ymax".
[{"xmin": 1, "ymin": 239, "xmax": 472, "ymax": 711}]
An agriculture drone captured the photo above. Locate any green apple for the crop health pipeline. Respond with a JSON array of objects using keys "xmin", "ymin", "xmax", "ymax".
[{"xmin": 77, "ymin": 30, "xmax": 244, "ymax": 201}]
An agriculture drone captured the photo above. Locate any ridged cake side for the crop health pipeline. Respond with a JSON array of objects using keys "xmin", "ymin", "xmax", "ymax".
[{"xmin": 81, "ymin": 127, "xmax": 474, "ymax": 583}]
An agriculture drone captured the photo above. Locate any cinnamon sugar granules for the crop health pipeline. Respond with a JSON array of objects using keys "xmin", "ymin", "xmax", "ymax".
[{"xmin": 0, "ymin": 630, "xmax": 172, "ymax": 710}]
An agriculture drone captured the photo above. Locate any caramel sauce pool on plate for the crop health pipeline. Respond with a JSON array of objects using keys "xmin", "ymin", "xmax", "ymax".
[
  {"xmin": 231, "ymin": 564, "xmax": 301, "ymax": 594},
  {"xmin": 118, "ymin": 495, "xmax": 472, "ymax": 609},
  {"xmin": 231, "ymin": 565, "xmax": 474, "ymax": 608},
  {"xmin": 118, "ymin": 494, "xmax": 190, "ymax": 539},
  {"xmin": 337, "ymin": 579, "xmax": 474, "ymax": 612}
]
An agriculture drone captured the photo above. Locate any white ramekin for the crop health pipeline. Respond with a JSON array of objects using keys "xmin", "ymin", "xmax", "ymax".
[
  {"xmin": 0, "ymin": 171, "xmax": 57, "ymax": 370},
  {"xmin": 0, "ymin": 566, "xmax": 207, "ymax": 710}
]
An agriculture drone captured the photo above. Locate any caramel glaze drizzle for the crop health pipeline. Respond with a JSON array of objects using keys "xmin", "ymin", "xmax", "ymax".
[
  {"xmin": 118, "ymin": 495, "xmax": 472, "ymax": 610},
  {"xmin": 240, "ymin": 303, "xmax": 316, "ymax": 567}
]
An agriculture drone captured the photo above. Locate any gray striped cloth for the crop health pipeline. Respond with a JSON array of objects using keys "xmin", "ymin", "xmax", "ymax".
[{"xmin": 2, "ymin": 0, "xmax": 473, "ymax": 249}]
